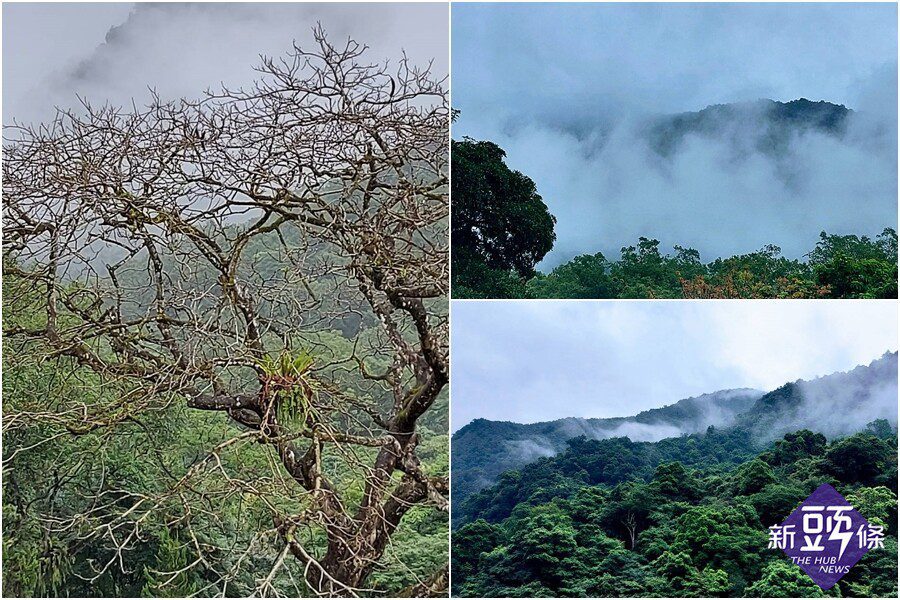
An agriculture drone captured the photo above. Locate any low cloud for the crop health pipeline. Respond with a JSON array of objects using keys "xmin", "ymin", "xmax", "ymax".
[
  {"xmin": 507, "ymin": 438, "xmax": 557, "ymax": 463},
  {"xmin": 771, "ymin": 352, "xmax": 899, "ymax": 441},
  {"xmin": 5, "ymin": 3, "xmax": 447, "ymax": 125},
  {"xmin": 463, "ymin": 89, "xmax": 896, "ymax": 269},
  {"xmin": 453, "ymin": 3, "xmax": 897, "ymax": 268}
]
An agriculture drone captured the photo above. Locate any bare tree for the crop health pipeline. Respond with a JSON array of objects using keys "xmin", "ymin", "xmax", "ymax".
[
  {"xmin": 3, "ymin": 28, "xmax": 448, "ymax": 597},
  {"xmin": 623, "ymin": 511, "xmax": 638, "ymax": 550}
]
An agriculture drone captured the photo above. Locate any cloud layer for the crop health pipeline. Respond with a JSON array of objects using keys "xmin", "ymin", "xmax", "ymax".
[
  {"xmin": 452, "ymin": 3, "xmax": 898, "ymax": 267},
  {"xmin": 4, "ymin": 3, "xmax": 447, "ymax": 125},
  {"xmin": 450, "ymin": 301, "xmax": 898, "ymax": 431}
]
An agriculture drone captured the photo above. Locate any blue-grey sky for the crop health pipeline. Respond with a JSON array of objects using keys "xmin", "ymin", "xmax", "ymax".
[
  {"xmin": 450, "ymin": 301, "xmax": 898, "ymax": 431},
  {"xmin": 4, "ymin": 3, "xmax": 447, "ymax": 125},
  {"xmin": 452, "ymin": 3, "xmax": 898, "ymax": 268}
]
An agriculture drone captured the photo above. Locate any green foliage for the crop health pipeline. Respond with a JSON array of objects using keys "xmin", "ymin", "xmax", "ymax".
[
  {"xmin": 451, "ymin": 391, "xmax": 761, "ymax": 515},
  {"xmin": 745, "ymin": 561, "xmax": 826, "ymax": 598},
  {"xmin": 258, "ymin": 350, "xmax": 314, "ymax": 378},
  {"xmin": 821, "ymin": 433, "xmax": 893, "ymax": 486},
  {"xmin": 451, "ymin": 131, "xmax": 896, "ymax": 299},
  {"xmin": 747, "ymin": 484, "xmax": 806, "ymax": 528},
  {"xmin": 460, "ymin": 227, "xmax": 898, "ymax": 299},
  {"xmin": 457, "ymin": 427, "xmax": 759, "ymax": 527},
  {"xmin": 651, "ymin": 551, "xmax": 730, "ymax": 596},
  {"xmin": 867, "ymin": 418, "xmax": 895, "ymax": 440},
  {"xmin": 2, "ymin": 267, "xmax": 448, "ymax": 597},
  {"xmin": 257, "ymin": 350, "xmax": 318, "ymax": 429},
  {"xmin": 613, "ymin": 239, "xmax": 706, "ymax": 298},
  {"xmin": 453, "ymin": 426, "xmax": 899, "ymax": 598},
  {"xmin": 526, "ymin": 253, "xmax": 615, "ymax": 298},
  {"xmin": 810, "ymin": 229, "xmax": 898, "ymax": 298},
  {"xmin": 452, "ymin": 248, "xmax": 529, "ymax": 299},
  {"xmin": 846, "ymin": 487, "xmax": 897, "ymax": 532},
  {"xmin": 522, "ymin": 229, "xmax": 898, "ymax": 299},
  {"xmin": 733, "ymin": 459, "xmax": 777, "ymax": 496},
  {"xmin": 141, "ymin": 529, "xmax": 204, "ymax": 597},
  {"xmin": 451, "ymin": 138, "xmax": 556, "ymax": 297},
  {"xmin": 763, "ymin": 430, "xmax": 827, "ymax": 466}
]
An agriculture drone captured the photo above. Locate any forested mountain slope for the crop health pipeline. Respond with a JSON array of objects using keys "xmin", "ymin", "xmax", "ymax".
[
  {"xmin": 453, "ymin": 353, "xmax": 897, "ymax": 523},
  {"xmin": 739, "ymin": 351, "xmax": 898, "ymax": 441},
  {"xmin": 646, "ymin": 98, "xmax": 851, "ymax": 157},
  {"xmin": 452, "ymin": 353, "xmax": 899, "ymax": 597},
  {"xmin": 452, "ymin": 389, "xmax": 762, "ymax": 509},
  {"xmin": 452, "ymin": 424, "xmax": 897, "ymax": 597}
]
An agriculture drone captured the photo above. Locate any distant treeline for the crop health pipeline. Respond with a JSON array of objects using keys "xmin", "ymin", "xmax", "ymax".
[
  {"xmin": 456, "ymin": 228, "xmax": 898, "ymax": 300},
  {"xmin": 543, "ymin": 229, "xmax": 895, "ymax": 299}
]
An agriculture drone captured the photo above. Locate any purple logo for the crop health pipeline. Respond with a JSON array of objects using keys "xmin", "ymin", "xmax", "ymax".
[{"xmin": 768, "ymin": 483, "xmax": 884, "ymax": 590}]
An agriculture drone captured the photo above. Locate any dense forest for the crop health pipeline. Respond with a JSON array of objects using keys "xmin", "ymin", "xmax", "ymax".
[
  {"xmin": 526, "ymin": 229, "xmax": 897, "ymax": 300},
  {"xmin": 452, "ymin": 354, "xmax": 899, "ymax": 597},
  {"xmin": 453, "ymin": 353, "xmax": 897, "ymax": 514},
  {"xmin": 452, "ymin": 389, "xmax": 762, "ymax": 514},
  {"xmin": 452, "ymin": 423, "xmax": 898, "ymax": 597},
  {"xmin": 451, "ymin": 135, "xmax": 898, "ymax": 299},
  {"xmin": 2, "ymin": 263, "xmax": 449, "ymax": 597}
]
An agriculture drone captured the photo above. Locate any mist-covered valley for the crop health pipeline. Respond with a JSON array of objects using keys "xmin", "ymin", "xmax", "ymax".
[
  {"xmin": 452, "ymin": 353, "xmax": 899, "ymax": 597},
  {"xmin": 467, "ymin": 93, "xmax": 897, "ymax": 271},
  {"xmin": 452, "ymin": 351, "xmax": 898, "ymax": 515}
]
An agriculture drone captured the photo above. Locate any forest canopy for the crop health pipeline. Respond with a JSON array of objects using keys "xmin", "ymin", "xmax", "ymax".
[
  {"xmin": 450, "ymin": 138, "xmax": 556, "ymax": 298},
  {"xmin": 452, "ymin": 423, "xmax": 898, "ymax": 598}
]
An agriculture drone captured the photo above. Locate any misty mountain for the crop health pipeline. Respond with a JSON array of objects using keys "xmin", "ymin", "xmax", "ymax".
[
  {"xmin": 512, "ymin": 93, "xmax": 893, "ymax": 269},
  {"xmin": 452, "ymin": 388, "xmax": 762, "ymax": 506},
  {"xmin": 453, "ymin": 352, "xmax": 898, "ymax": 514},
  {"xmin": 739, "ymin": 350, "xmax": 898, "ymax": 441},
  {"xmin": 645, "ymin": 98, "xmax": 851, "ymax": 158}
]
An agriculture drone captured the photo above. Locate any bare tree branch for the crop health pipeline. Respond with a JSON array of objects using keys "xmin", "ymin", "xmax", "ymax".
[{"xmin": 3, "ymin": 26, "xmax": 448, "ymax": 597}]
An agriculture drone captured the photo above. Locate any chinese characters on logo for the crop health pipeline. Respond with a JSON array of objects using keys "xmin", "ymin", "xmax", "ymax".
[{"xmin": 768, "ymin": 484, "xmax": 883, "ymax": 590}]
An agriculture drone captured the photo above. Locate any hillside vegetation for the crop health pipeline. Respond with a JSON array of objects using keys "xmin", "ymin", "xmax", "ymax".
[
  {"xmin": 452, "ymin": 354, "xmax": 899, "ymax": 597},
  {"xmin": 452, "ymin": 389, "xmax": 762, "ymax": 513}
]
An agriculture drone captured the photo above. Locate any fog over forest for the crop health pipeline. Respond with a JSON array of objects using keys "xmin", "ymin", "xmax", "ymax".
[
  {"xmin": 451, "ymin": 301, "xmax": 898, "ymax": 431},
  {"xmin": 452, "ymin": 3, "xmax": 898, "ymax": 268}
]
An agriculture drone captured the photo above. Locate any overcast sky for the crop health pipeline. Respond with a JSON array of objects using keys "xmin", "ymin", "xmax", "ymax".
[
  {"xmin": 451, "ymin": 300, "xmax": 898, "ymax": 431},
  {"xmin": 3, "ymin": 3, "xmax": 448, "ymax": 125},
  {"xmin": 452, "ymin": 3, "xmax": 898, "ymax": 267}
]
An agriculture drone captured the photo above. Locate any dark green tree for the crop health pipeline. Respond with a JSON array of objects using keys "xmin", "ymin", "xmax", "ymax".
[
  {"xmin": 527, "ymin": 253, "xmax": 615, "ymax": 298},
  {"xmin": 451, "ymin": 519, "xmax": 503, "ymax": 595},
  {"xmin": 821, "ymin": 433, "xmax": 891, "ymax": 485},
  {"xmin": 809, "ymin": 229, "xmax": 898, "ymax": 298},
  {"xmin": 733, "ymin": 459, "xmax": 778, "ymax": 496},
  {"xmin": 865, "ymin": 418, "xmax": 895, "ymax": 440},
  {"xmin": 451, "ymin": 139, "xmax": 556, "ymax": 297},
  {"xmin": 764, "ymin": 429, "xmax": 827, "ymax": 466},
  {"xmin": 452, "ymin": 427, "xmax": 898, "ymax": 598}
]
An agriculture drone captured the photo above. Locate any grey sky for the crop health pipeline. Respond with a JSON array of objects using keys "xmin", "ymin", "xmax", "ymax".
[
  {"xmin": 452, "ymin": 3, "xmax": 898, "ymax": 268},
  {"xmin": 453, "ymin": 2, "xmax": 896, "ymax": 121},
  {"xmin": 4, "ymin": 2, "xmax": 448, "ymax": 125},
  {"xmin": 450, "ymin": 300, "xmax": 898, "ymax": 431}
]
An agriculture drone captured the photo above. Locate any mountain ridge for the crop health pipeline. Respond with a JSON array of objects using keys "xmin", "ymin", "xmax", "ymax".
[
  {"xmin": 645, "ymin": 97, "xmax": 852, "ymax": 157},
  {"xmin": 740, "ymin": 351, "xmax": 898, "ymax": 441},
  {"xmin": 452, "ymin": 352, "xmax": 897, "ymax": 513},
  {"xmin": 452, "ymin": 387, "xmax": 764, "ymax": 506}
]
